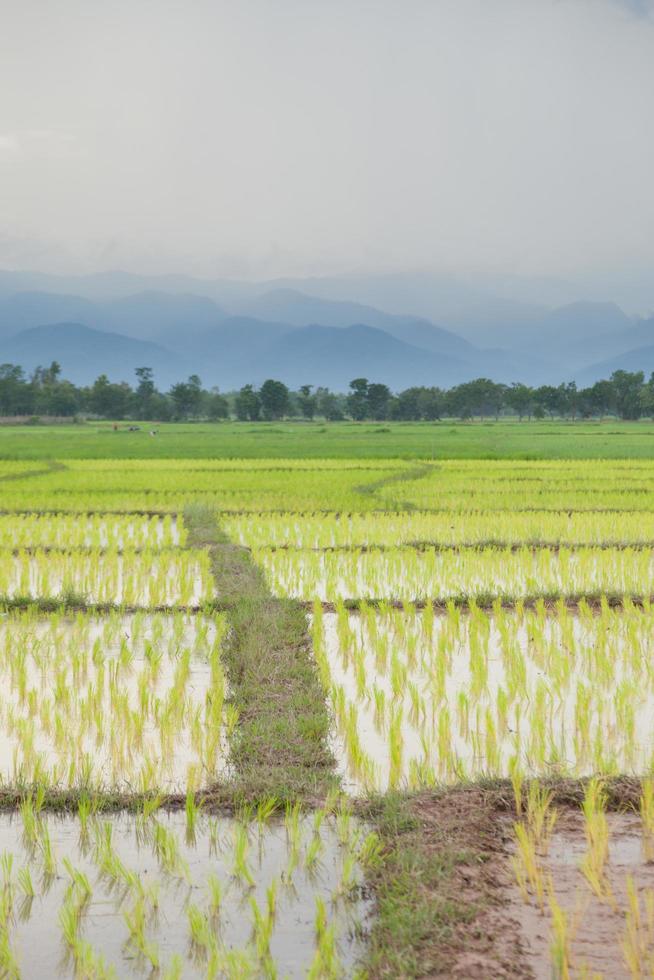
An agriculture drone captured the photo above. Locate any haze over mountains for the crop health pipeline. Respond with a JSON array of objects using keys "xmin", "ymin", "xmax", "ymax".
[{"xmin": 0, "ymin": 268, "xmax": 652, "ymax": 391}]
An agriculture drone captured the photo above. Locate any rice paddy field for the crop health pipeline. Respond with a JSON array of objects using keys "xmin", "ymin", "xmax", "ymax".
[{"xmin": 2, "ymin": 430, "xmax": 654, "ymax": 976}]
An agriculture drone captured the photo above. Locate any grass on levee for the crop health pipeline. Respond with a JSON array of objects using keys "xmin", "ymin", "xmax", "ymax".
[
  {"xmin": 185, "ymin": 503, "xmax": 339, "ymax": 803},
  {"xmin": 2, "ymin": 418, "xmax": 654, "ymax": 459},
  {"xmin": 360, "ymin": 787, "xmax": 525, "ymax": 978}
]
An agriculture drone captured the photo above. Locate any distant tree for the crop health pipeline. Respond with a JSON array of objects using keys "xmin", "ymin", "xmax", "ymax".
[
  {"xmin": 0, "ymin": 365, "xmax": 33, "ymax": 415},
  {"xmin": 89, "ymin": 374, "xmax": 131, "ymax": 418},
  {"xmin": 36, "ymin": 380, "xmax": 79, "ymax": 416},
  {"xmin": 504, "ymin": 383, "xmax": 533, "ymax": 421},
  {"xmin": 32, "ymin": 361, "xmax": 62, "ymax": 387},
  {"xmin": 235, "ymin": 384, "xmax": 261, "ymax": 421},
  {"xmin": 347, "ymin": 378, "xmax": 369, "ymax": 420},
  {"xmin": 297, "ymin": 384, "xmax": 317, "ymax": 420},
  {"xmin": 533, "ymin": 385, "xmax": 564, "ymax": 419},
  {"xmin": 452, "ymin": 378, "xmax": 505, "ymax": 419},
  {"xmin": 134, "ymin": 366, "xmax": 157, "ymax": 419},
  {"xmin": 315, "ymin": 387, "xmax": 344, "ymax": 421},
  {"xmin": 585, "ymin": 380, "xmax": 615, "ymax": 418},
  {"xmin": 392, "ymin": 387, "xmax": 421, "ymax": 420},
  {"xmin": 558, "ymin": 381, "xmax": 579, "ymax": 420},
  {"xmin": 445, "ymin": 382, "xmax": 478, "ymax": 420},
  {"xmin": 639, "ymin": 372, "xmax": 654, "ymax": 418},
  {"xmin": 169, "ymin": 374, "xmax": 203, "ymax": 418},
  {"xmin": 366, "ymin": 383, "xmax": 392, "ymax": 420},
  {"xmin": 610, "ymin": 370, "xmax": 644, "ymax": 420},
  {"xmin": 30, "ymin": 361, "xmax": 79, "ymax": 416},
  {"xmin": 207, "ymin": 389, "xmax": 229, "ymax": 420},
  {"xmin": 418, "ymin": 387, "xmax": 444, "ymax": 420},
  {"xmin": 259, "ymin": 379, "xmax": 290, "ymax": 420},
  {"xmin": 149, "ymin": 391, "xmax": 174, "ymax": 421}
]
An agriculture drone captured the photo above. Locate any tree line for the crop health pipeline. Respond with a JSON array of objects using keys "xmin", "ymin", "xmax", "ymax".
[{"xmin": 0, "ymin": 362, "xmax": 653, "ymax": 421}]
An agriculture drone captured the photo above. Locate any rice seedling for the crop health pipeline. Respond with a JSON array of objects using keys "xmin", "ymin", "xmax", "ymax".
[
  {"xmin": 124, "ymin": 896, "xmax": 160, "ymax": 969},
  {"xmin": 357, "ymin": 831, "xmax": 384, "ymax": 870},
  {"xmin": 62, "ymin": 857, "xmax": 93, "ymax": 910},
  {"xmin": 512, "ymin": 822, "xmax": 546, "ymax": 908},
  {"xmin": 185, "ymin": 789, "xmax": 201, "ymax": 842},
  {"xmin": 250, "ymin": 894, "xmax": 274, "ymax": 958},
  {"xmin": 0, "ymin": 928, "xmax": 19, "ymax": 980},
  {"xmin": 305, "ymin": 832, "xmax": 324, "ymax": 871},
  {"xmin": 187, "ymin": 903, "xmax": 214, "ymax": 955},
  {"xmin": 16, "ymin": 866, "xmax": 34, "ymax": 899},
  {"xmin": 525, "ymin": 781, "xmax": 557, "ymax": 853},
  {"xmin": 164, "ymin": 954, "xmax": 184, "ymax": 979},
  {"xmin": 548, "ymin": 883, "xmax": 573, "ymax": 980},
  {"xmin": 207, "ymin": 873, "xmax": 224, "ymax": 918},
  {"xmin": 256, "ymin": 797, "xmax": 278, "ymax": 828},
  {"xmin": 579, "ymin": 779, "xmax": 613, "ymax": 902},
  {"xmin": 308, "ymin": 914, "xmax": 341, "ymax": 980},
  {"xmin": 621, "ymin": 876, "xmax": 654, "ymax": 978},
  {"xmin": 38, "ymin": 823, "xmax": 56, "ymax": 880},
  {"xmin": 152, "ymin": 822, "xmax": 189, "ymax": 880},
  {"xmin": 232, "ymin": 823, "xmax": 255, "ymax": 888},
  {"xmin": 59, "ymin": 896, "xmax": 82, "ymax": 951}
]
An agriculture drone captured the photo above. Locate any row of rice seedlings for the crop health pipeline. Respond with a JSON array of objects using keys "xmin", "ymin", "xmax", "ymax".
[
  {"xmin": 0, "ymin": 465, "xmax": 403, "ymax": 513},
  {"xmin": 0, "ymin": 487, "xmax": 398, "ymax": 514},
  {"xmin": 0, "ymin": 513, "xmax": 182, "ymax": 550},
  {"xmin": 312, "ymin": 599, "xmax": 654, "ymax": 789},
  {"xmin": 0, "ymin": 799, "xmax": 374, "ymax": 977},
  {"xmin": 65, "ymin": 458, "xmax": 410, "ymax": 471},
  {"xmin": 260, "ymin": 545, "xmax": 654, "ymax": 601},
  {"xmin": 17, "ymin": 465, "xmax": 403, "ymax": 496},
  {"xmin": 225, "ymin": 509, "xmax": 654, "ymax": 550},
  {"xmin": 0, "ymin": 548, "xmax": 213, "ymax": 607},
  {"xmin": 0, "ymin": 611, "xmax": 228, "ymax": 791},
  {"xmin": 373, "ymin": 459, "xmax": 654, "ymax": 511}
]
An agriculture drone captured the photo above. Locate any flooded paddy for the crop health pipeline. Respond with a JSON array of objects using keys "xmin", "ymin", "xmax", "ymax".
[
  {"xmin": 314, "ymin": 603, "xmax": 654, "ymax": 792},
  {"xmin": 0, "ymin": 808, "xmax": 371, "ymax": 977},
  {"xmin": 0, "ymin": 612, "xmax": 229, "ymax": 791}
]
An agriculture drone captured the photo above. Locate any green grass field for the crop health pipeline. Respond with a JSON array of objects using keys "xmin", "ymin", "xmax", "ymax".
[{"xmin": 1, "ymin": 418, "xmax": 654, "ymax": 459}]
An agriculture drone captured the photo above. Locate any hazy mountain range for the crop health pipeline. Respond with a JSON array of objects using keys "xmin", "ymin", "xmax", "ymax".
[{"xmin": 0, "ymin": 269, "xmax": 652, "ymax": 390}]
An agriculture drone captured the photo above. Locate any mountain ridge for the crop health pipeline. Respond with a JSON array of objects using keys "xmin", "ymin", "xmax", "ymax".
[{"xmin": 0, "ymin": 268, "xmax": 653, "ymax": 389}]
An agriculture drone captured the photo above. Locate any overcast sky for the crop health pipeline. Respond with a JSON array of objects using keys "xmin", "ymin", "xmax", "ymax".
[{"xmin": 0, "ymin": 0, "xmax": 653, "ymax": 296}]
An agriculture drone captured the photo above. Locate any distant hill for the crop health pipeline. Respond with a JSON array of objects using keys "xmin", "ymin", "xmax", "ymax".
[
  {"xmin": 520, "ymin": 302, "xmax": 634, "ymax": 354},
  {"xmin": 575, "ymin": 344, "xmax": 654, "ymax": 386},
  {"xmin": 258, "ymin": 272, "xmax": 547, "ymax": 342},
  {"xmin": 0, "ymin": 290, "xmax": 225, "ymax": 344},
  {"xmin": 104, "ymin": 291, "xmax": 225, "ymax": 341},
  {"xmin": 0, "ymin": 323, "xmax": 184, "ymax": 388},
  {"xmin": 236, "ymin": 323, "xmax": 474, "ymax": 390},
  {"xmin": 0, "ymin": 267, "xmax": 651, "ymax": 390},
  {"xmin": 0, "ymin": 321, "xmax": 478, "ymax": 390},
  {"xmin": 0, "ymin": 291, "xmax": 101, "ymax": 339},
  {"xmin": 241, "ymin": 288, "xmax": 474, "ymax": 357}
]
